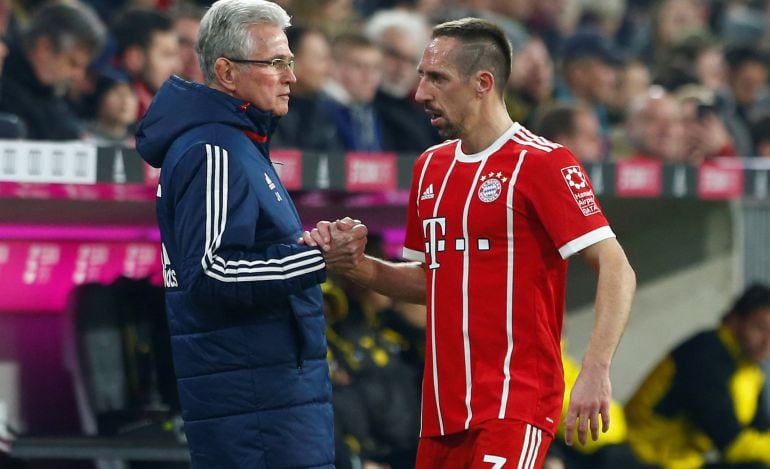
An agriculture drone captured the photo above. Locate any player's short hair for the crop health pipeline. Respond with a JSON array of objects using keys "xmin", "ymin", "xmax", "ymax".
[
  {"xmin": 726, "ymin": 283, "xmax": 770, "ymax": 319},
  {"xmin": 431, "ymin": 17, "xmax": 512, "ymax": 96},
  {"xmin": 197, "ymin": 0, "xmax": 291, "ymax": 84}
]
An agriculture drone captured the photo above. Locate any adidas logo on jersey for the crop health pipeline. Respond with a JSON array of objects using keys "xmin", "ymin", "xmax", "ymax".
[{"xmin": 420, "ymin": 184, "xmax": 435, "ymax": 201}]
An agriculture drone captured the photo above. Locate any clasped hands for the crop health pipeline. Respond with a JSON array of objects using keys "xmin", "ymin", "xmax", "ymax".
[{"xmin": 299, "ymin": 217, "xmax": 368, "ymax": 273}]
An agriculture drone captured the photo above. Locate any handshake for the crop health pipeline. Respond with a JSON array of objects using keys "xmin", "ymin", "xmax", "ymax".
[{"xmin": 299, "ymin": 217, "xmax": 369, "ymax": 274}]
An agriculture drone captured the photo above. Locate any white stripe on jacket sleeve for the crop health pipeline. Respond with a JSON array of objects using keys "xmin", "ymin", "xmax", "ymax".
[{"xmin": 200, "ymin": 144, "xmax": 324, "ymax": 283}]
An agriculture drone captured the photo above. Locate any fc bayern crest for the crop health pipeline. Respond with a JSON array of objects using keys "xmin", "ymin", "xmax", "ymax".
[{"xmin": 478, "ymin": 178, "xmax": 502, "ymax": 203}]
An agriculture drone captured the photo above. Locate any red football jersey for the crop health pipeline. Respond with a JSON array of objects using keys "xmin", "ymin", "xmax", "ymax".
[{"xmin": 403, "ymin": 123, "xmax": 614, "ymax": 438}]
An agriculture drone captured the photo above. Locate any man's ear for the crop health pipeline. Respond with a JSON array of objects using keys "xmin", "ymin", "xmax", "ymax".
[
  {"xmin": 213, "ymin": 57, "xmax": 238, "ymax": 94},
  {"xmin": 122, "ymin": 45, "xmax": 145, "ymax": 75},
  {"xmin": 476, "ymin": 70, "xmax": 495, "ymax": 97}
]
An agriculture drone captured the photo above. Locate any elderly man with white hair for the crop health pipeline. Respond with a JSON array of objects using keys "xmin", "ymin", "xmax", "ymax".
[{"xmin": 136, "ymin": 0, "xmax": 366, "ymax": 466}]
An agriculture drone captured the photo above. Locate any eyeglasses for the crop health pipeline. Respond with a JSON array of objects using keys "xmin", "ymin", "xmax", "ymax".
[{"xmin": 225, "ymin": 57, "xmax": 295, "ymax": 72}]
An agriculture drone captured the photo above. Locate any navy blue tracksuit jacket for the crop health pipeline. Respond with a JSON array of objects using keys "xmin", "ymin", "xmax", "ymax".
[{"xmin": 136, "ymin": 76, "xmax": 334, "ymax": 468}]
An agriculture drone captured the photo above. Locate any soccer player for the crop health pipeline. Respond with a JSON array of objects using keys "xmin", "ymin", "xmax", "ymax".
[{"xmin": 304, "ymin": 17, "xmax": 636, "ymax": 469}]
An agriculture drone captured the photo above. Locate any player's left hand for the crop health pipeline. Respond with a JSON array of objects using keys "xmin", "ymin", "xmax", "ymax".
[{"xmin": 564, "ymin": 363, "xmax": 611, "ymax": 446}]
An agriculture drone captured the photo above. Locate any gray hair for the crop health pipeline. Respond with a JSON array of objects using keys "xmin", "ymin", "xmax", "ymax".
[{"xmin": 197, "ymin": 0, "xmax": 291, "ymax": 84}]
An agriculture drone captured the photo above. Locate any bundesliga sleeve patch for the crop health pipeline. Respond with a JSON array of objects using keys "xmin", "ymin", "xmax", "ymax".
[{"xmin": 561, "ymin": 166, "xmax": 600, "ymax": 216}]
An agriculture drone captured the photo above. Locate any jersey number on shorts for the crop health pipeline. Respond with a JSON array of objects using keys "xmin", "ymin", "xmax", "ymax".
[{"xmin": 483, "ymin": 454, "xmax": 507, "ymax": 468}]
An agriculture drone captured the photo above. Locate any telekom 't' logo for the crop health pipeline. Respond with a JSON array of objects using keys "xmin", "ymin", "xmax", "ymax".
[{"xmin": 422, "ymin": 217, "xmax": 446, "ymax": 270}]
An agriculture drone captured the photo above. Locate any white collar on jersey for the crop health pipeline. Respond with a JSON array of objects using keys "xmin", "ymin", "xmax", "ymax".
[{"xmin": 455, "ymin": 122, "xmax": 522, "ymax": 163}]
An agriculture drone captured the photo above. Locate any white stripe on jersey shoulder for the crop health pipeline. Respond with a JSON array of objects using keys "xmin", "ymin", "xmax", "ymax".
[
  {"xmin": 511, "ymin": 126, "xmax": 562, "ymax": 153},
  {"xmin": 558, "ymin": 225, "xmax": 616, "ymax": 259},
  {"xmin": 455, "ymin": 122, "xmax": 522, "ymax": 162}
]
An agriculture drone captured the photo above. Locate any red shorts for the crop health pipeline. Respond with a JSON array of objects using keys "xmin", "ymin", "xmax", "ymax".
[{"xmin": 415, "ymin": 419, "xmax": 553, "ymax": 469}]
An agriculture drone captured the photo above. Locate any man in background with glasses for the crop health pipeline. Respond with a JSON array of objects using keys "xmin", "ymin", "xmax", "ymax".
[{"xmin": 136, "ymin": 0, "xmax": 365, "ymax": 466}]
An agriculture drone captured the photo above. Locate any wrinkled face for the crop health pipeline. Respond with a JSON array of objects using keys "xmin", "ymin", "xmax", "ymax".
[
  {"xmin": 231, "ymin": 24, "xmax": 296, "ymax": 116},
  {"xmin": 175, "ymin": 17, "xmax": 203, "ymax": 83},
  {"xmin": 414, "ymin": 36, "xmax": 475, "ymax": 140},
  {"xmin": 98, "ymin": 82, "xmax": 139, "ymax": 127},
  {"xmin": 735, "ymin": 307, "xmax": 770, "ymax": 363},
  {"xmin": 335, "ymin": 46, "xmax": 382, "ymax": 103},
  {"xmin": 142, "ymin": 31, "xmax": 181, "ymax": 92},
  {"xmin": 293, "ymin": 31, "xmax": 331, "ymax": 93}
]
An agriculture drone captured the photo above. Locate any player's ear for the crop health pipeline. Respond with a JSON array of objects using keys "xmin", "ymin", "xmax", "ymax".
[{"xmin": 475, "ymin": 70, "xmax": 495, "ymax": 97}]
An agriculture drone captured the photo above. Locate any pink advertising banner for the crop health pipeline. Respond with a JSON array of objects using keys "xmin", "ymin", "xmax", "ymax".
[{"xmin": 0, "ymin": 239, "xmax": 161, "ymax": 313}]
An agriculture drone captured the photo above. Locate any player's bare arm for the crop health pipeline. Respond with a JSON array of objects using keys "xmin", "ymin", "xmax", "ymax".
[
  {"xmin": 302, "ymin": 218, "xmax": 427, "ymax": 305},
  {"xmin": 564, "ymin": 237, "xmax": 636, "ymax": 446}
]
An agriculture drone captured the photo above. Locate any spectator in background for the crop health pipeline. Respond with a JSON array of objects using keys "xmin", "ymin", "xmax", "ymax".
[
  {"xmin": 111, "ymin": 8, "xmax": 179, "ymax": 119},
  {"xmin": 606, "ymin": 60, "xmax": 651, "ymax": 127},
  {"xmin": 533, "ymin": 103, "xmax": 604, "ymax": 162},
  {"xmin": 0, "ymin": 1, "xmax": 105, "ymax": 140},
  {"xmin": 323, "ymin": 33, "xmax": 385, "ymax": 151},
  {"xmin": 82, "ymin": 70, "xmax": 139, "ymax": 147},
  {"xmin": 644, "ymin": 0, "xmax": 710, "ymax": 69},
  {"xmin": 716, "ymin": 46, "xmax": 770, "ymax": 157},
  {"xmin": 171, "ymin": 3, "xmax": 205, "ymax": 83},
  {"xmin": 505, "ymin": 35, "xmax": 555, "ymax": 127},
  {"xmin": 557, "ymin": 29, "xmax": 625, "ymax": 138},
  {"xmin": 751, "ymin": 114, "xmax": 770, "ymax": 159},
  {"xmin": 676, "ymin": 84, "xmax": 737, "ymax": 165},
  {"xmin": 272, "ymin": 25, "xmax": 341, "ymax": 152},
  {"xmin": 653, "ymin": 35, "xmax": 727, "ymax": 94},
  {"xmin": 365, "ymin": 8, "xmax": 439, "ymax": 153},
  {"xmin": 620, "ymin": 85, "xmax": 685, "ymax": 162},
  {"xmin": 696, "ymin": 43, "xmax": 728, "ymax": 92},
  {"xmin": 626, "ymin": 283, "xmax": 770, "ymax": 469}
]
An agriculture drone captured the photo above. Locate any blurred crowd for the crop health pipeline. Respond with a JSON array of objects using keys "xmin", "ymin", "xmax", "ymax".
[{"xmin": 0, "ymin": 0, "xmax": 769, "ymax": 163}]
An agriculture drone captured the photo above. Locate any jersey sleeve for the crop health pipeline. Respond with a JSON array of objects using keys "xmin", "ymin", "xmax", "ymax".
[
  {"xmin": 402, "ymin": 154, "xmax": 428, "ymax": 262},
  {"xmin": 522, "ymin": 148, "xmax": 614, "ymax": 259},
  {"xmin": 170, "ymin": 143, "xmax": 326, "ymax": 308}
]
